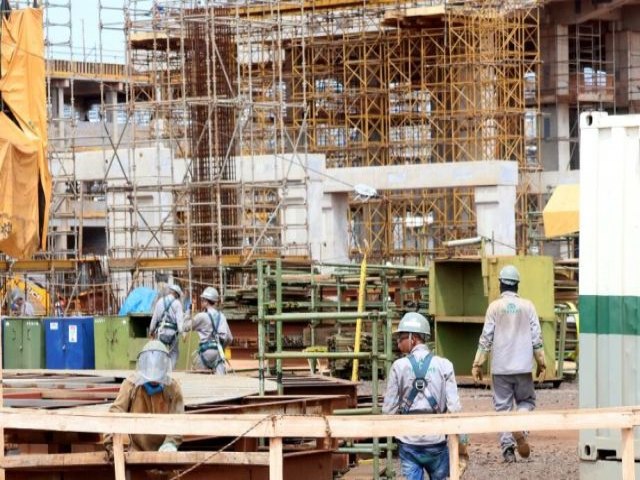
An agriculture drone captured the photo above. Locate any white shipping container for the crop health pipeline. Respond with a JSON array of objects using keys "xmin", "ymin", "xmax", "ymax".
[{"xmin": 579, "ymin": 111, "xmax": 640, "ymax": 478}]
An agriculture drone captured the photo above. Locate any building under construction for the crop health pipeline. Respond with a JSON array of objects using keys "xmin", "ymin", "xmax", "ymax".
[
  {"xmin": 0, "ymin": 0, "xmax": 621, "ymax": 311},
  {"xmin": 0, "ymin": 0, "xmax": 612, "ymax": 312},
  {"xmin": 0, "ymin": 0, "xmax": 539, "ymax": 310}
]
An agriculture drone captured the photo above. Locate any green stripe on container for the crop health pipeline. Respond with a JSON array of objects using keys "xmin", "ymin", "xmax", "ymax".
[{"xmin": 580, "ymin": 295, "xmax": 640, "ymax": 335}]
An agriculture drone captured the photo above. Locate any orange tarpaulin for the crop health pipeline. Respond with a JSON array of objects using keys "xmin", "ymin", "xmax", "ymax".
[{"xmin": 0, "ymin": 8, "xmax": 51, "ymax": 258}]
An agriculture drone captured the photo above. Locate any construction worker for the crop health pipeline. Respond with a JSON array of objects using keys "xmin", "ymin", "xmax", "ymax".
[
  {"xmin": 149, "ymin": 284, "xmax": 184, "ymax": 369},
  {"xmin": 104, "ymin": 340, "xmax": 184, "ymax": 457},
  {"xmin": 471, "ymin": 264, "xmax": 546, "ymax": 463},
  {"xmin": 383, "ymin": 312, "xmax": 468, "ymax": 480},
  {"xmin": 182, "ymin": 286, "xmax": 233, "ymax": 374},
  {"xmin": 12, "ymin": 293, "xmax": 35, "ymax": 316}
]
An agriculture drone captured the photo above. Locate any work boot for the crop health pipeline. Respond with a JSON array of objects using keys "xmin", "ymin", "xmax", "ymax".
[
  {"xmin": 503, "ymin": 446, "xmax": 516, "ymax": 463},
  {"xmin": 513, "ymin": 431, "xmax": 530, "ymax": 458}
]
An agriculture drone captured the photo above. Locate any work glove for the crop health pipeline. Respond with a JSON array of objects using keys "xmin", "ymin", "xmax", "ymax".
[
  {"xmin": 534, "ymin": 349, "xmax": 546, "ymax": 383},
  {"xmin": 158, "ymin": 441, "xmax": 178, "ymax": 453},
  {"xmin": 103, "ymin": 441, "xmax": 114, "ymax": 463},
  {"xmin": 459, "ymin": 442, "xmax": 469, "ymax": 477},
  {"xmin": 471, "ymin": 350, "xmax": 488, "ymax": 383}
]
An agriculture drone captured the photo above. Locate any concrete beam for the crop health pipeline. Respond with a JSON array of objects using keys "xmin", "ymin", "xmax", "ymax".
[{"xmin": 323, "ymin": 161, "xmax": 518, "ymax": 193}]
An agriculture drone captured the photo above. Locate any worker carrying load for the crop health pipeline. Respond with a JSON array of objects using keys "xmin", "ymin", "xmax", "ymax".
[
  {"xmin": 103, "ymin": 340, "xmax": 184, "ymax": 457},
  {"xmin": 183, "ymin": 286, "xmax": 233, "ymax": 375},
  {"xmin": 149, "ymin": 284, "xmax": 184, "ymax": 369},
  {"xmin": 383, "ymin": 312, "xmax": 469, "ymax": 480},
  {"xmin": 471, "ymin": 264, "xmax": 546, "ymax": 463}
]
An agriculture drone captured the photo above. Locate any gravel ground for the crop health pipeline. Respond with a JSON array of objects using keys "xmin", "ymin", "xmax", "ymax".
[
  {"xmin": 460, "ymin": 380, "xmax": 579, "ymax": 480},
  {"xmin": 349, "ymin": 379, "xmax": 579, "ymax": 479}
]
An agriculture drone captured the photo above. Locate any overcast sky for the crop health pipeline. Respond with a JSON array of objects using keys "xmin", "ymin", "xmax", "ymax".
[{"xmin": 46, "ymin": 0, "xmax": 127, "ymax": 63}]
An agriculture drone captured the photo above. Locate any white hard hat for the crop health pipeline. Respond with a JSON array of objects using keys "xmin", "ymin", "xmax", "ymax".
[
  {"xmin": 498, "ymin": 265, "xmax": 520, "ymax": 286},
  {"xmin": 167, "ymin": 284, "xmax": 183, "ymax": 297},
  {"xmin": 201, "ymin": 286, "xmax": 220, "ymax": 303},
  {"xmin": 394, "ymin": 312, "xmax": 430, "ymax": 337}
]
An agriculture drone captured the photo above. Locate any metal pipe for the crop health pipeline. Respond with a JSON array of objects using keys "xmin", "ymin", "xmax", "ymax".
[
  {"xmin": 264, "ymin": 311, "xmax": 387, "ymax": 321},
  {"xmin": 320, "ymin": 262, "xmax": 429, "ymax": 273},
  {"xmin": 276, "ymin": 259, "xmax": 283, "ymax": 395},
  {"xmin": 443, "ymin": 236, "xmax": 484, "ymax": 247},
  {"xmin": 338, "ymin": 446, "xmax": 395, "ymax": 454},
  {"xmin": 264, "ymin": 352, "xmax": 372, "ymax": 360},
  {"xmin": 351, "ymin": 252, "xmax": 368, "ymax": 381},
  {"xmin": 371, "ymin": 313, "xmax": 380, "ymax": 477},
  {"xmin": 257, "ymin": 260, "xmax": 265, "ymax": 396},
  {"xmin": 333, "ymin": 408, "xmax": 375, "ymax": 415}
]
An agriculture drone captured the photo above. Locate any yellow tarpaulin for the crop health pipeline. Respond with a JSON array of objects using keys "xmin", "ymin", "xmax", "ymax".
[
  {"xmin": 0, "ymin": 8, "xmax": 51, "ymax": 258},
  {"xmin": 543, "ymin": 184, "xmax": 580, "ymax": 238}
]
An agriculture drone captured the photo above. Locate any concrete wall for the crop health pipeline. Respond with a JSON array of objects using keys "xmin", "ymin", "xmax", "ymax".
[{"xmin": 68, "ymin": 147, "xmax": 185, "ymax": 259}]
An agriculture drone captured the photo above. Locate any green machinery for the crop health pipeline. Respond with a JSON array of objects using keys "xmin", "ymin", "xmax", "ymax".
[
  {"xmin": 429, "ymin": 255, "xmax": 558, "ymax": 380},
  {"xmin": 93, "ymin": 314, "xmax": 198, "ymax": 370},
  {"xmin": 2, "ymin": 317, "xmax": 46, "ymax": 369},
  {"xmin": 256, "ymin": 259, "xmax": 431, "ymax": 480}
]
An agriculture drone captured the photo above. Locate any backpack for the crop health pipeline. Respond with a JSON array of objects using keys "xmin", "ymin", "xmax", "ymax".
[{"xmin": 156, "ymin": 298, "xmax": 178, "ymax": 345}]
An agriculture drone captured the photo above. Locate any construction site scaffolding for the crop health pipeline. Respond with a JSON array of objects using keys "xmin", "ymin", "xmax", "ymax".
[{"xmin": 1, "ymin": 0, "xmax": 542, "ymax": 315}]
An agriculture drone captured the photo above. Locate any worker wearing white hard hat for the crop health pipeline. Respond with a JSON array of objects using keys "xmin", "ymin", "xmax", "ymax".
[
  {"xmin": 183, "ymin": 286, "xmax": 233, "ymax": 374},
  {"xmin": 382, "ymin": 312, "xmax": 468, "ymax": 479},
  {"xmin": 471, "ymin": 264, "xmax": 546, "ymax": 463},
  {"xmin": 149, "ymin": 284, "xmax": 185, "ymax": 368},
  {"xmin": 104, "ymin": 340, "xmax": 184, "ymax": 457}
]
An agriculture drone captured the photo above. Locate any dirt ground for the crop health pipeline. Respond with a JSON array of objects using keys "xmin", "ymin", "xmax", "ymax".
[
  {"xmin": 460, "ymin": 380, "xmax": 579, "ymax": 480},
  {"xmin": 347, "ymin": 379, "xmax": 579, "ymax": 479}
]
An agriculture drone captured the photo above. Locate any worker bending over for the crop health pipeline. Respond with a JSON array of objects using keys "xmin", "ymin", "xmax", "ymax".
[
  {"xmin": 104, "ymin": 340, "xmax": 184, "ymax": 456},
  {"xmin": 383, "ymin": 312, "xmax": 468, "ymax": 480},
  {"xmin": 472, "ymin": 264, "xmax": 546, "ymax": 463},
  {"xmin": 183, "ymin": 286, "xmax": 233, "ymax": 374}
]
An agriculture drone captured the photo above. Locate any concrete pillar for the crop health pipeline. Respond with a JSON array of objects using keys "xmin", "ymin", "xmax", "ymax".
[
  {"xmin": 556, "ymin": 103, "xmax": 571, "ymax": 172},
  {"xmin": 308, "ymin": 178, "xmax": 324, "ymax": 261},
  {"xmin": 321, "ymin": 193, "xmax": 349, "ymax": 264},
  {"xmin": 474, "ymin": 185, "xmax": 517, "ymax": 256},
  {"xmin": 556, "ymin": 25, "xmax": 569, "ymax": 97}
]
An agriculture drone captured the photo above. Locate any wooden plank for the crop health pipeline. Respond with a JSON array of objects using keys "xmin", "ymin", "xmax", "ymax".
[
  {"xmin": 113, "ymin": 434, "xmax": 126, "ymax": 480},
  {"xmin": 3, "ymin": 388, "xmax": 118, "ymax": 400},
  {"xmin": 127, "ymin": 451, "xmax": 270, "ymax": 466},
  {"xmin": 270, "ymin": 437, "xmax": 283, "ymax": 480},
  {"xmin": 448, "ymin": 434, "xmax": 460, "ymax": 480},
  {"xmin": 1, "ymin": 406, "xmax": 640, "ymax": 439},
  {"xmin": 2, "ymin": 452, "xmax": 106, "ymax": 469},
  {"xmin": 1, "ymin": 451, "xmax": 271, "ymax": 469},
  {"xmin": 0, "ymin": 259, "xmax": 76, "ymax": 272},
  {"xmin": 621, "ymin": 428, "xmax": 636, "ymax": 480}
]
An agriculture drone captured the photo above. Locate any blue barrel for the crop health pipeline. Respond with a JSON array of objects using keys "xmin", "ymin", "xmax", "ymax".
[{"xmin": 44, "ymin": 317, "xmax": 95, "ymax": 369}]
